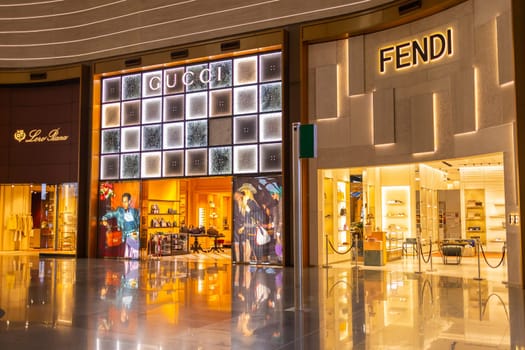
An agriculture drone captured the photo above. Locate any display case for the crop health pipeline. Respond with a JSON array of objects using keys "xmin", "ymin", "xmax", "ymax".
[
  {"xmin": 464, "ymin": 189, "xmax": 486, "ymax": 244},
  {"xmin": 382, "ymin": 186, "xmax": 410, "ymax": 261},
  {"xmin": 143, "ymin": 199, "xmax": 188, "ymax": 255}
]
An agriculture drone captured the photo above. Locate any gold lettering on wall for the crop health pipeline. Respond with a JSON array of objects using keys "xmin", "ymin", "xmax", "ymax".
[{"xmin": 14, "ymin": 128, "xmax": 69, "ymax": 143}]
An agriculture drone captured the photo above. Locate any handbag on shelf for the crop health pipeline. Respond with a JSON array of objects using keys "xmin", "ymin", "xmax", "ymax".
[{"xmin": 106, "ymin": 228, "xmax": 122, "ymax": 247}]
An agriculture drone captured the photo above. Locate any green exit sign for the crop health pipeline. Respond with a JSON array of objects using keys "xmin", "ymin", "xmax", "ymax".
[{"xmin": 299, "ymin": 124, "xmax": 317, "ymax": 158}]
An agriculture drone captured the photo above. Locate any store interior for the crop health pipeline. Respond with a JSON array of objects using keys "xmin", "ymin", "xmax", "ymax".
[
  {"xmin": 322, "ymin": 153, "xmax": 506, "ymax": 264},
  {"xmin": 0, "ymin": 183, "xmax": 78, "ymax": 255}
]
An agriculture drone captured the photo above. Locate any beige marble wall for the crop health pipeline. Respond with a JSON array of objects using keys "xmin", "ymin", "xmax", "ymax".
[{"xmin": 0, "ymin": 0, "xmax": 393, "ymax": 68}]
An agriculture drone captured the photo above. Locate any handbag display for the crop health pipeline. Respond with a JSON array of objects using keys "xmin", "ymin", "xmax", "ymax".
[{"xmin": 106, "ymin": 228, "xmax": 122, "ymax": 247}]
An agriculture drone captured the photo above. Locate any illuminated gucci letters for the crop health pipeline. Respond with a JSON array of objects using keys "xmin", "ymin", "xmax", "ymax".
[
  {"xmin": 379, "ymin": 28, "xmax": 453, "ymax": 74},
  {"xmin": 147, "ymin": 67, "xmax": 224, "ymax": 91}
]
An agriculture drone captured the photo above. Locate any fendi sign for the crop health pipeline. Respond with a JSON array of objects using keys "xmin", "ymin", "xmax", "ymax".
[{"xmin": 379, "ymin": 28, "xmax": 453, "ymax": 74}]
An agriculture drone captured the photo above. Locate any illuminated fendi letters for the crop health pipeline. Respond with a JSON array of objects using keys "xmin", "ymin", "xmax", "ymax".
[{"xmin": 379, "ymin": 28, "xmax": 453, "ymax": 74}]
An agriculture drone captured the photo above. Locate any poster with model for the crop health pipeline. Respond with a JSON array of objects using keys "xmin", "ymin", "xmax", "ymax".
[
  {"xmin": 233, "ymin": 176, "xmax": 283, "ymax": 265},
  {"xmin": 98, "ymin": 181, "xmax": 141, "ymax": 259}
]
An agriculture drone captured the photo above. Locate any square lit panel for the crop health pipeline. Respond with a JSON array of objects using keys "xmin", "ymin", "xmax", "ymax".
[
  {"xmin": 100, "ymin": 155, "xmax": 119, "ymax": 180},
  {"xmin": 209, "ymin": 147, "xmax": 232, "ymax": 175},
  {"xmin": 186, "ymin": 149, "xmax": 207, "ymax": 176},
  {"xmin": 260, "ymin": 83, "xmax": 282, "ymax": 112},
  {"xmin": 209, "ymin": 117, "xmax": 232, "ymax": 146},
  {"xmin": 164, "ymin": 67, "xmax": 185, "ymax": 95},
  {"xmin": 101, "ymin": 103, "xmax": 121, "ymax": 128},
  {"xmin": 233, "ymin": 145, "xmax": 257, "ymax": 174},
  {"xmin": 210, "ymin": 89, "xmax": 232, "ymax": 117},
  {"xmin": 163, "ymin": 123, "xmax": 184, "ymax": 149},
  {"xmin": 260, "ymin": 113, "xmax": 282, "ymax": 142},
  {"xmin": 121, "ymin": 153, "xmax": 140, "ymax": 179},
  {"xmin": 141, "ymin": 152, "xmax": 161, "ymax": 178},
  {"xmin": 234, "ymin": 56, "xmax": 257, "ymax": 86},
  {"xmin": 122, "ymin": 100, "xmax": 141, "ymax": 126},
  {"xmin": 233, "ymin": 86, "xmax": 257, "ymax": 115},
  {"xmin": 142, "ymin": 70, "xmax": 163, "ymax": 97},
  {"xmin": 164, "ymin": 95, "xmax": 184, "ymax": 122},
  {"xmin": 102, "ymin": 77, "xmax": 121, "ymax": 103},
  {"xmin": 122, "ymin": 74, "xmax": 141, "ymax": 100},
  {"xmin": 185, "ymin": 92, "xmax": 208, "ymax": 119},
  {"xmin": 101, "ymin": 129, "xmax": 120, "ymax": 154},
  {"xmin": 186, "ymin": 63, "xmax": 209, "ymax": 92},
  {"xmin": 142, "ymin": 98, "xmax": 162, "ymax": 124},
  {"xmin": 163, "ymin": 150, "xmax": 184, "ymax": 177},
  {"xmin": 121, "ymin": 127, "xmax": 140, "ymax": 152},
  {"xmin": 234, "ymin": 115, "xmax": 257, "ymax": 144},
  {"xmin": 259, "ymin": 143, "xmax": 282, "ymax": 172},
  {"xmin": 142, "ymin": 125, "xmax": 162, "ymax": 150},
  {"xmin": 210, "ymin": 60, "xmax": 232, "ymax": 89},
  {"xmin": 260, "ymin": 52, "xmax": 282, "ymax": 82},
  {"xmin": 186, "ymin": 120, "xmax": 207, "ymax": 148}
]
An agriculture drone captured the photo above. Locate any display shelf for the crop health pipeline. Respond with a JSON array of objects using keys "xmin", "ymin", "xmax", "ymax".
[
  {"xmin": 463, "ymin": 189, "xmax": 486, "ymax": 244},
  {"xmin": 382, "ymin": 186, "xmax": 410, "ymax": 261}
]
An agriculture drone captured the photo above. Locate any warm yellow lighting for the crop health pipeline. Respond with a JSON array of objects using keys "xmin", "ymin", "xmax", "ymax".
[
  {"xmin": 432, "ymin": 92, "xmax": 438, "ymax": 152},
  {"xmin": 474, "ymin": 66, "xmax": 480, "ymax": 130},
  {"xmin": 375, "ymin": 143, "xmax": 395, "ymax": 148}
]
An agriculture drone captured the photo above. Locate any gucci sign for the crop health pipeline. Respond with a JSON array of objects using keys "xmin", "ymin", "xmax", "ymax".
[{"xmin": 14, "ymin": 128, "xmax": 69, "ymax": 143}]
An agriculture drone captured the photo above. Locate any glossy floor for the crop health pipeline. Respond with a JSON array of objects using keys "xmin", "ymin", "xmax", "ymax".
[{"xmin": 0, "ymin": 251, "xmax": 522, "ymax": 349}]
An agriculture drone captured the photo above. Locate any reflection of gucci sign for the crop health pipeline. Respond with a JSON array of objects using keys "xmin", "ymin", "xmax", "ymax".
[{"xmin": 14, "ymin": 128, "xmax": 69, "ymax": 143}]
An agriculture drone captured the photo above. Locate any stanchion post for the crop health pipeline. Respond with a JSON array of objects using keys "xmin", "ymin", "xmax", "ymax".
[
  {"xmin": 415, "ymin": 235, "xmax": 423, "ymax": 274},
  {"xmin": 323, "ymin": 235, "xmax": 332, "ymax": 269},
  {"xmin": 292, "ymin": 122, "xmax": 303, "ymax": 311},
  {"xmin": 427, "ymin": 235, "xmax": 436, "ymax": 272},
  {"xmin": 474, "ymin": 237, "xmax": 484, "ymax": 281}
]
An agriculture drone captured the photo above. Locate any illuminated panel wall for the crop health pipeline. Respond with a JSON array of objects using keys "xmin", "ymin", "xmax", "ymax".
[{"xmin": 99, "ymin": 51, "xmax": 282, "ymax": 179}]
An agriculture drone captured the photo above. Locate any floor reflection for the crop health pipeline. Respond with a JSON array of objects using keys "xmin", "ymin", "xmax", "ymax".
[{"xmin": 0, "ymin": 254, "xmax": 520, "ymax": 349}]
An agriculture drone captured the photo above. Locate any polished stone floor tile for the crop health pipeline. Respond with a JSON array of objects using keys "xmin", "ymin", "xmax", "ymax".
[{"xmin": 0, "ymin": 252, "xmax": 522, "ymax": 349}]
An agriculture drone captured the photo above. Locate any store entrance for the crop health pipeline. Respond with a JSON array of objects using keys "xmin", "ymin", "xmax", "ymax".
[
  {"xmin": 0, "ymin": 183, "xmax": 78, "ymax": 254},
  {"xmin": 320, "ymin": 153, "xmax": 506, "ymax": 266}
]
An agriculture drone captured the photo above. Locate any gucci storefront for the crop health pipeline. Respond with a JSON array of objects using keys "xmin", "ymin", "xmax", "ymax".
[{"xmin": 89, "ymin": 32, "xmax": 287, "ymax": 264}]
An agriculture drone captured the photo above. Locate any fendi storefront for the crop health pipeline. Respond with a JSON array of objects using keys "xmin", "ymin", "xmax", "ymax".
[
  {"xmin": 0, "ymin": 67, "xmax": 87, "ymax": 255},
  {"xmin": 89, "ymin": 32, "xmax": 286, "ymax": 263},
  {"xmin": 304, "ymin": 1, "xmax": 520, "ymax": 282}
]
